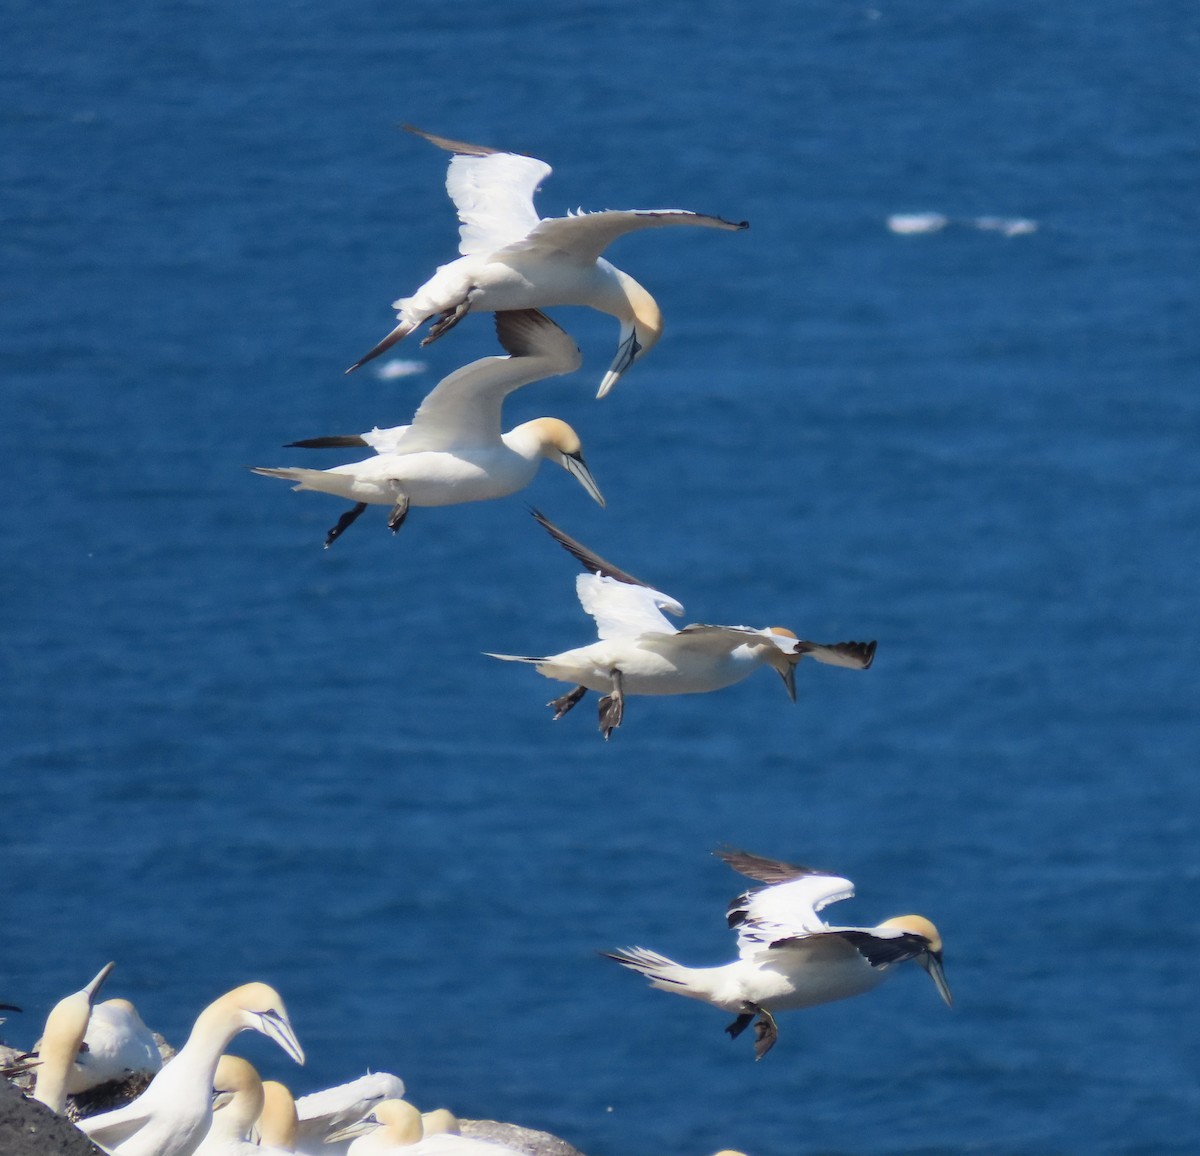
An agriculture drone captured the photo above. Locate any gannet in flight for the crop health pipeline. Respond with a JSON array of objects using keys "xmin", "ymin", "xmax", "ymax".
[
  {"xmin": 346, "ymin": 125, "xmax": 748, "ymax": 397},
  {"xmin": 486, "ymin": 511, "xmax": 876, "ymax": 738},
  {"xmin": 604, "ymin": 848, "xmax": 952, "ymax": 1058},
  {"xmin": 256, "ymin": 311, "xmax": 602, "ymax": 547}
]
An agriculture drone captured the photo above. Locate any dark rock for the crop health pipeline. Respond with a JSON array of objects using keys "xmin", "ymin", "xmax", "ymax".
[{"xmin": 0, "ymin": 1078, "xmax": 104, "ymax": 1156}]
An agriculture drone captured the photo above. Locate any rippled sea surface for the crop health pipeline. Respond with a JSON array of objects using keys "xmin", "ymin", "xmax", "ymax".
[{"xmin": 4, "ymin": 2, "xmax": 1198, "ymax": 1153}]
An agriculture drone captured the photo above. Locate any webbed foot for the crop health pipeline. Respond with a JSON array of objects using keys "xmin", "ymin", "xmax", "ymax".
[{"xmin": 549, "ymin": 685, "xmax": 587, "ymax": 720}]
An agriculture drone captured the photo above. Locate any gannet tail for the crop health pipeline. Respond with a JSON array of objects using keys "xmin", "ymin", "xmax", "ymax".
[{"xmin": 600, "ymin": 947, "xmax": 697, "ymax": 994}]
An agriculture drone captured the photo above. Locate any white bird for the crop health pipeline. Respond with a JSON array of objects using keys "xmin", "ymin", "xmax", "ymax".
[
  {"xmin": 345, "ymin": 125, "xmax": 748, "ymax": 397},
  {"xmin": 66, "ymin": 997, "xmax": 162, "ymax": 1094},
  {"xmin": 254, "ymin": 311, "xmax": 604, "ymax": 548},
  {"xmin": 195, "ymin": 1055, "xmax": 293, "ymax": 1156},
  {"xmin": 33, "ymin": 961, "xmax": 114, "ymax": 1113},
  {"xmin": 328, "ymin": 1100, "xmax": 522, "ymax": 1155},
  {"xmin": 604, "ymin": 848, "xmax": 952, "ymax": 1059},
  {"xmin": 292, "ymin": 1072, "xmax": 407, "ymax": 1156},
  {"xmin": 77, "ymin": 982, "xmax": 304, "ymax": 1156},
  {"xmin": 486, "ymin": 511, "xmax": 876, "ymax": 739}
]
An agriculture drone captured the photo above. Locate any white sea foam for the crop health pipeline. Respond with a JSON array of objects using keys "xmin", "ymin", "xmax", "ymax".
[
  {"xmin": 887, "ymin": 212, "xmax": 1037, "ymax": 237},
  {"xmin": 887, "ymin": 212, "xmax": 949, "ymax": 235},
  {"xmin": 375, "ymin": 358, "xmax": 427, "ymax": 379}
]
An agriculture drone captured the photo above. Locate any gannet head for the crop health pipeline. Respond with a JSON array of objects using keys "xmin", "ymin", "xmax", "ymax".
[
  {"xmin": 327, "ymin": 1098, "xmax": 424, "ymax": 1147},
  {"xmin": 528, "ymin": 418, "xmax": 606, "ymax": 507},
  {"xmin": 597, "ymin": 271, "xmax": 663, "ymax": 398},
  {"xmin": 762, "ymin": 627, "xmax": 800, "ymax": 701},
  {"xmin": 879, "ymin": 915, "xmax": 953, "ymax": 1007},
  {"xmin": 33, "ymin": 961, "xmax": 115, "ymax": 1113},
  {"xmin": 223, "ymin": 982, "xmax": 305, "ymax": 1066},
  {"xmin": 211, "ymin": 1054, "xmax": 265, "ymax": 1137},
  {"xmin": 421, "ymin": 1108, "xmax": 461, "ymax": 1136},
  {"xmin": 257, "ymin": 1080, "xmax": 299, "ymax": 1151}
]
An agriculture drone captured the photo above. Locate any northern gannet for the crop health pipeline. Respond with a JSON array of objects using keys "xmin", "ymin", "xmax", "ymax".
[
  {"xmin": 33, "ymin": 961, "xmax": 114, "ymax": 1113},
  {"xmin": 77, "ymin": 982, "xmax": 304, "ymax": 1156},
  {"xmin": 66, "ymin": 997, "xmax": 162, "ymax": 1094},
  {"xmin": 255, "ymin": 311, "xmax": 603, "ymax": 547},
  {"xmin": 604, "ymin": 848, "xmax": 952, "ymax": 1059},
  {"xmin": 329, "ymin": 1100, "xmax": 522, "ymax": 1155},
  {"xmin": 293, "ymin": 1072, "xmax": 406, "ymax": 1155},
  {"xmin": 195, "ymin": 1055, "xmax": 292, "ymax": 1156},
  {"xmin": 486, "ymin": 511, "xmax": 876, "ymax": 738},
  {"xmin": 346, "ymin": 125, "xmax": 748, "ymax": 397}
]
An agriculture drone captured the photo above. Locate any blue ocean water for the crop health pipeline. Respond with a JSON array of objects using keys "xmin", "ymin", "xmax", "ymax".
[{"xmin": 3, "ymin": 1, "xmax": 1198, "ymax": 1153}]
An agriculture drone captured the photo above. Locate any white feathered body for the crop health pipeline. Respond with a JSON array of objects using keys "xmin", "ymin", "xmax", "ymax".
[{"xmin": 67, "ymin": 1000, "xmax": 162, "ymax": 1094}]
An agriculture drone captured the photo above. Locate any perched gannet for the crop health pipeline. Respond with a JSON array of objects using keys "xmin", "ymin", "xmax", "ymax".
[
  {"xmin": 77, "ymin": 982, "xmax": 304, "ymax": 1156},
  {"xmin": 604, "ymin": 848, "xmax": 952, "ymax": 1059},
  {"xmin": 257, "ymin": 1080, "xmax": 299, "ymax": 1152},
  {"xmin": 419, "ymin": 1109, "xmax": 459, "ymax": 1136},
  {"xmin": 293, "ymin": 1072, "xmax": 407, "ymax": 1155},
  {"xmin": 66, "ymin": 997, "xmax": 162, "ymax": 1094},
  {"xmin": 33, "ymin": 961, "xmax": 114, "ymax": 1113},
  {"xmin": 346, "ymin": 125, "xmax": 748, "ymax": 397},
  {"xmin": 329, "ymin": 1100, "xmax": 521, "ymax": 1155},
  {"xmin": 195, "ymin": 1055, "xmax": 292, "ymax": 1156},
  {"xmin": 486, "ymin": 511, "xmax": 876, "ymax": 739},
  {"xmin": 255, "ymin": 311, "xmax": 603, "ymax": 548}
]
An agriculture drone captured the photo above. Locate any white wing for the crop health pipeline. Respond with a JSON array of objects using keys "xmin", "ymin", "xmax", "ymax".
[
  {"xmin": 397, "ymin": 311, "xmax": 581, "ymax": 453},
  {"xmin": 498, "ymin": 209, "xmax": 748, "ymax": 266},
  {"xmin": 575, "ymin": 573, "xmax": 683, "ymax": 640},
  {"xmin": 445, "ymin": 152, "xmax": 551, "ymax": 255},
  {"xmin": 76, "ymin": 1099, "xmax": 155, "ymax": 1147},
  {"xmin": 662, "ymin": 623, "xmax": 787, "ymax": 659},
  {"xmin": 727, "ymin": 873, "xmax": 856, "ymax": 959},
  {"xmin": 295, "ymin": 1072, "xmax": 406, "ymax": 1147}
]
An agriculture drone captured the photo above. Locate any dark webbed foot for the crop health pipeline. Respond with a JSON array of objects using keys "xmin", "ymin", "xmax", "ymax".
[
  {"xmin": 752, "ymin": 1007, "xmax": 779, "ymax": 1060},
  {"xmin": 387, "ymin": 493, "xmax": 410, "ymax": 534},
  {"xmin": 725, "ymin": 1011, "xmax": 755, "ymax": 1040},
  {"xmin": 421, "ymin": 298, "xmax": 472, "ymax": 345},
  {"xmin": 549, "ymin": 685, "xmax": 587, "ymax": 720},
  {"xmin": 325, "ymin": 502, "xmax": 369, "ymax": 548},
  {"xmin": 597, "ymin": 669, "xmax": 625, "ymax": 740}
]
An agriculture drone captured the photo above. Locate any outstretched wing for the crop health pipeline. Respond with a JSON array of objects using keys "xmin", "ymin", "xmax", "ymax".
[
  {"xmin": 499, "ymin": 209, "xmax": 748, "ymax": 266},
  {"xmin": 795, "ymin": 639, "xmax": 877, "ymax": 669},
  {"xmin": 402, "ymin": 310, "xmax": 581, "ymax": 451},
  {"xmin": 405, "ymin": 125, "xmax": 551, "ymax": 256},
  {"xmin": 575, "ymin": 574, "xmax": 682, "ymax": 641},
  {"xmin": 530, "ymin": 508, "xmax": 655, "ymax": 588},
  {"xmin": 722, "ymin": 853, "xmax": 856, "ymax": 959}
]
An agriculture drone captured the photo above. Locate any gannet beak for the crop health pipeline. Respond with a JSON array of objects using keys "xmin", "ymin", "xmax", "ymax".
[
  {"xmin": 919, "ymin": 950, "xmax": 953, "ymax": 1008},
  {"xmin": 83, "ymin": 962, "xmax": 116, "ymax": 1002},
  {"xmin": 326, "ymin": 1114, "xmax": 378, "ymax": 1145},
  {"xmin": 597, "ymin": 329, "xmax": 642, "ymax": 399},
  {"xmin": 563, "ymin": 452, "xmax": 606, "ymax": 507},
  {"xmin": 257, "ymin": 1009, "xmax": 306, "ymax": 1065},
  {"xmin": 777, "ymin": 662, "xmax": 797, "ymax": 703},
  {"xmin": 212, "ymin": 1091, "xmax": 236, "ymax": 1112}
]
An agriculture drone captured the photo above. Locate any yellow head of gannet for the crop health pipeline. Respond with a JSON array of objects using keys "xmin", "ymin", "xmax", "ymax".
[
  {"xmin": 518, "ymin": 417, "xmax": 606, "ymax": 507},
  {"xmin": 878, "ymin": 915, "xmax": 953, "ymax": 1007},
  {"xmin": 33, "ymin": 960, "xmax": 114, "ymax": 1113},
  {"xmin": 420, "ymin": 1107, "xmax": 460, "ymax": 1136},
  {"xmin": 762, "ymin": 627, "xmax": 800, "ymax": 701},
  {"xmin": 326, "ymin": 1098, "xmax": 423, "ymax": 1148},
  {"xmin": 258, "ymin": 1080, "xmax": 298, "ymax": 1151},
  {"xmin": 599, "ymin": 270, "xmax": 664, "ymax": 398},
  {"xmin": 210, "ymin": 982, "xmax": 306, "ymax": 1066},
  {"xmin": 209, "ymin": 1054, "xmax": 266, "ymax": 1141}
]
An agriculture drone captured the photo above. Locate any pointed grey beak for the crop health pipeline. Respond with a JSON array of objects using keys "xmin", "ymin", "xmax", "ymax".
[
  {"xmin": 257, "ymin": 1009, "xmax": 306, "ymax": 1065},
  {"xmin": 82, "ymin": 962, "xmax": 116, "ymax": 1003},
  {"xmin": 777, "ymin": 662, "xmax": 797, "ymax": 702},
  {"xmin": 919, "ymin": 951, "xmax": 953, "ymax": 1008},
  {"xmin": 563, "ymin": 452, "xmax": 606, "ymax": 507},
  {"xmin": 597, "ymin": 330, "xmax": 642, "ymax": 399},
  {"xmin": 326, "ymin": 1113, "xmax": 379, "ymax": 1145}
]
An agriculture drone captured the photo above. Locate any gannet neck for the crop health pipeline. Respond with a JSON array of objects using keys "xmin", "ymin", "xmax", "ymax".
[
  {"xmin": 258, "ymin": 1081, "xmax": 298, "ymax": 1152},
  {"xmin": 612, "ymin": 267, "xmax": 663, "ymax": 345},
  {"xmin": 33, "ymin": 961, "xmax": 114, "ymax": 1113},
  {"xmin": 209, "ymin": 1055, "xmax": 265, "ymax": 1141}
]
